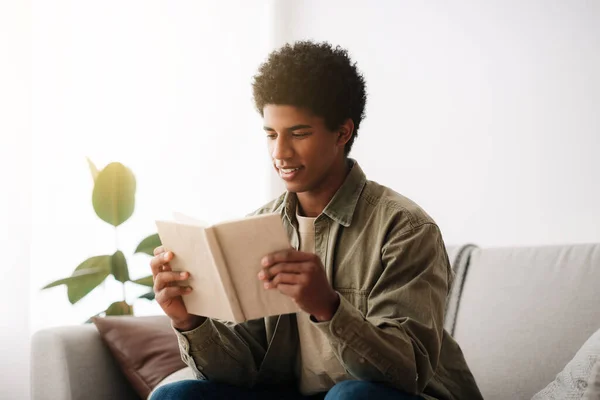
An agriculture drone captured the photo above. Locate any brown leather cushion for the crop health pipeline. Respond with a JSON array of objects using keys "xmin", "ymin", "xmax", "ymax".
[{"xmin": 93, "ymin": 315, "xmax": 186, "ymax": 399}]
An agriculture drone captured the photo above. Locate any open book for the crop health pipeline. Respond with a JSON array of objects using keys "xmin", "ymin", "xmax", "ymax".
[{"xmin": 155, "ymin": 212, "xmax": 300, "ymax": 323}]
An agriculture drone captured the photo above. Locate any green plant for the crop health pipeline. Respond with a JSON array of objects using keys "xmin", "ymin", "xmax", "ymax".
[{"xmin": 42, "ymin": 158, "xmax": 159, "ymax": 320}]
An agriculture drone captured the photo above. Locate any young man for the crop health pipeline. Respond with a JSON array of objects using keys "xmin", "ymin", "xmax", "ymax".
[{"xmin": 150, "ymin": 41, "xmax": 483, "ymax": 400}]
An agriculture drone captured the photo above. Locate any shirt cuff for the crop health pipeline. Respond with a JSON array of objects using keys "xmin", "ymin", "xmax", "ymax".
[
  {"xmin": 171, "ymin": 319, "xmax": 212, "ymax": 379},
  {"xmin": 310, "ymin": 292, "xmax": 364, "ymax": 342},
  {"xmin": 172, "ymin": 318, "xmax": 212, "ymax": 353}
]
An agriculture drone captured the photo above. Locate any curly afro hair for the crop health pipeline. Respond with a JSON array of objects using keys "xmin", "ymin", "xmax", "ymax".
[{"xmin": 252, "ymin": 41, "xmax": 367, "ymax": 156}]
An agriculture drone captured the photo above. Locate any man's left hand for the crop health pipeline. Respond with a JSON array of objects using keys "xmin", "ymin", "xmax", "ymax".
[{"xmin": 258, "ymin": 249, "xmax": 340, "ymax": 322}]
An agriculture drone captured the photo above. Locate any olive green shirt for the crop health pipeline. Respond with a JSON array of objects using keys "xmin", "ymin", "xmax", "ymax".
[{"xmin": 174, "ymin": 160, "xmax": 483, "ymax": 400}]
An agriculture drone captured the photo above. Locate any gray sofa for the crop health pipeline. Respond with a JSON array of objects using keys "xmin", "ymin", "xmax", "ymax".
[{"xmin": 31, "ymin": 243, "xmax": 600, "ymax": 400}]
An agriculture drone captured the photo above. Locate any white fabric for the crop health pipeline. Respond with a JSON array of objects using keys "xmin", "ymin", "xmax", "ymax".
[
  {"xmin": 583, "ymin": 359, "xmax": 600, "ymax": 400},
  {"xmin": 532, "ymin": 328, "xmax": 600, "ymax": 399},
  {"xmin": 295, "ymin": 213, "xmax": 352, "ymax": 395}
]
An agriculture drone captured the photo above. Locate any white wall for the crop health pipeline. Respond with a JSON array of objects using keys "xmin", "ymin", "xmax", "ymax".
[
  {"xmin": 278, "ymin": 0, "xmax": 600, "ymax": 247},
  {"xmin": 1, "ymin": 1, "xmax": 32, "ymax": 398},
  {"xmin": 30, "ymin": 1, "xmax": 276, "ymax": 332},
  {"xmin": 3, "ymin": 2, "xmax": 286, "ymax": 397}
]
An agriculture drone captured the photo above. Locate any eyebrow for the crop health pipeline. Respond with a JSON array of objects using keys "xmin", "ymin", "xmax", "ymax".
[{"xmin": 263, "ymin": 124, "xmax": 313, "ymax": 132}]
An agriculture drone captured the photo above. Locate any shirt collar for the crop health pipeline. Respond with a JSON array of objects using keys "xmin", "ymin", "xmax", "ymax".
[{"xmin": 282, "ymin": 158, "xmax": 367, "ymax": 228}]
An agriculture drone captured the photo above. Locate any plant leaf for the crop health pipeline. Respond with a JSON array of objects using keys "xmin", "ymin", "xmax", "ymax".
[
  {"xmin": 138, "ymin": 291, "xmax": 155, "ymax": 301},
  {"xmin": 135, "ymin": 233, "xmax": 162, "ymax": 256},
  {"xmin": 132, "ymin": 275, "xmax": 154, "ymax": 287},
  {"xmin": 86, "ymin": 157, "xmax": 99, "ymax": 182},
  {"xmin": 42, "ymin": 267, "xmax": 108, "ymax": 289},
  {"xmin": 105, "ymin": 301, "xmax": 134, "ymax": 316},
  {"xmin": 67, "ymin": 255, "xmax": 112, "ymax": 304},
  {"xmin": 111, "ymin": 250, "xmax": 129, "ymax": 283},
  {"xmin": 42, "ymin": 277, "xmax": 73, "ymax": 289},
  {"xmin": 92, "ymin": 162, "xmax": 136, "ymax": 227}
]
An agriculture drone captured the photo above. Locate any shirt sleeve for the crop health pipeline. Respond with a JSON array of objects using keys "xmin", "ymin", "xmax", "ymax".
[
  {"xmin": 312, "ymin": 222, "xmax": 450, "ymax": 394},
  {"xmin": 173, "ymin": 317, "xmax": 268, "ymax": 387}
]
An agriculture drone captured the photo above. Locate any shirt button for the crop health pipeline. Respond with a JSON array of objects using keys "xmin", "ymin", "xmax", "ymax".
[{"xmin": 359, "ymin": 357, "xmax": 366, "ymax": 364}]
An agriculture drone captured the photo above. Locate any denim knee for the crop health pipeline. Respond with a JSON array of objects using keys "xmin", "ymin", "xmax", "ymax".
[
  {"xmin": 325, "ymin": 380, "xmax": 422, "ymax": 400},
  {"xmin": 150, "ymin": 380, "xmax": 209, "ymax": 400}
]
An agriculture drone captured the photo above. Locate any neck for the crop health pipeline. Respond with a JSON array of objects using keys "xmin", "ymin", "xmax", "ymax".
[{"xmin": 296, "ymin": 158, "xmax": 350, "ymax": 217}]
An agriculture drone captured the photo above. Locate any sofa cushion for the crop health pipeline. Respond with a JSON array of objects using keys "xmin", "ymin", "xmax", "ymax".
[
  {"xmin": 453, "ymin": 243, "xmax": 600, "ymax": 400},
  {"xmin": 93, "ymin": 315, "xmax": 186, "ymax": 399},
  {"xmin": 532, "ymin": 328, "xmax": 600, "ymax": 399}
]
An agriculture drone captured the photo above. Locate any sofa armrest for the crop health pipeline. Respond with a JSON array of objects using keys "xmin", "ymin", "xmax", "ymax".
[{"xmin": 31, "ymin": 323, "xmax": 139, "ymax": 400}]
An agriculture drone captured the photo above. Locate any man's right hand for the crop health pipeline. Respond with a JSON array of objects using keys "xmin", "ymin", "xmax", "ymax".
[{"xmin": 150, "ymin": 246, "xmax": 204, "ymax": 331}]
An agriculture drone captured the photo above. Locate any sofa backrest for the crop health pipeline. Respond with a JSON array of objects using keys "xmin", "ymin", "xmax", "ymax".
[{"xmin": 452, "ymin": 243, "xmax": 600, "ymax": 400}]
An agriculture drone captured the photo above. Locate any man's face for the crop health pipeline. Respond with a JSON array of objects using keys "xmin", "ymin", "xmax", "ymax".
[{"xmin": 263, "ymin": 105, "xmax": 344, "ymax": 194}]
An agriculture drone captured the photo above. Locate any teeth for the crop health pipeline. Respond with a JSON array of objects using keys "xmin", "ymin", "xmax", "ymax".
[{"xmin": 281, "ymin": 168, "xmax": 299, "ymax": 174}]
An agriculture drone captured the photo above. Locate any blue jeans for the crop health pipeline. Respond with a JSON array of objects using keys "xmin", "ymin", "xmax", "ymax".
[{"xmin": 151, "ymin": 379, "xmax": 424, "ymax": 400}]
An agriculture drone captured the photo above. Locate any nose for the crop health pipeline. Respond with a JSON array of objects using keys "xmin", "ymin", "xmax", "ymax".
[{"xmin": 271, "ymin": 134, "xmax": 294, "ymax": 161}]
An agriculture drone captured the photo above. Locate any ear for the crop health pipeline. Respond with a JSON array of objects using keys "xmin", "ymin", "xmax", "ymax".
[{"xmin": 337, "ymin": 118, "xmax": 355, "ymax": 147}]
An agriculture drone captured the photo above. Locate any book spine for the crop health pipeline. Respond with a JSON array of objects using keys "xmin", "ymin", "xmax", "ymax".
[{"xmin": 203, "ymin": 227, "xmax": 245, "ymax": 323}]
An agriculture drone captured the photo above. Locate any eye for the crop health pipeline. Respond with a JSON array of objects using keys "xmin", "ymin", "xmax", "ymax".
[
  {"xmin": 266, "ymin": 133, "xmax": 277, "ymax": 140},
  {"xmin": 292, "ymin": 132, "xmax": 311, "ymax": 138}
]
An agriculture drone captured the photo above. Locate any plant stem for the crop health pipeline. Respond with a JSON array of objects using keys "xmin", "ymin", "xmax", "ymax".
[{"xmin": 115, "ymin": 226, "xmax": 127, "ymax": 303}]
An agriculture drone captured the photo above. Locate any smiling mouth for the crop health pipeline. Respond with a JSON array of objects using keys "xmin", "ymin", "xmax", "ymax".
[
  {"xmin": 276, "ymin": 165, "xmax": 303, "ymax": 180},
  {"xmin": 279, "ymin": 167, "xmax": 301, "ymax": 173}
]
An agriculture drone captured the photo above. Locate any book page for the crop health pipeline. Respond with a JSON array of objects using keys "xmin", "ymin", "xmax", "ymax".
[
  {"xmin": 212, "ymin": 213, "xmax": 300, "ymax": 320},
  {"xmin": 204, "ymin": 227, "xmax": 244, "ymax": 323},
  {"xmin": 172, "ymin": 212, "xmax": 208, "ymax": 227},
  {"xmin": 155, "ymin": 220, "xmax": 235, "ymax": 321}
]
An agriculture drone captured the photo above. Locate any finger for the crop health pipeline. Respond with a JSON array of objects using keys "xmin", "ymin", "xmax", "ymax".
[
  {"xmin": 150, "ymin": 253, "xmax": 167, "ymax": 275},
  {"xmin": 264, "ymin": 272, "xmax": 303, "ymax": 289},
  {"xmin": 150, "ymin": 251, "xmax": 173, "ymax": 276},
  {"xmin": 156, "ymin": 286, "xmax": 193, "ymax": 303},
  {"xmin": 153, "ymin": 246, "xmax": 165, "ymax": 256},
  {"xmin": 261, "ymin": 249, "xmax": 315, "ymax": 268},
  {"xmin": 160, "ymin": 263, "xmax": 172, "ymax": 273},
  {"xmin": 258, "ymin": 263, "xmax": 298, "ymax": 280},
  {"xmin": 154, "ymin": 270, "xmax": 189, "ymax": 291},
  {"xmin": 275, "ymin": 283, "xmax": 298, "ymax": 299},
  {"xmin": 258, "ymin": 263, "xmax": 306, "ymax": 281}
]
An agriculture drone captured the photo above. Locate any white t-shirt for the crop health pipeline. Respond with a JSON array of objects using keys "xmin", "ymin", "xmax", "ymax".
[{"xmin": 295, "ymin": 212, "xmax": 353, "ymax": 395}]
